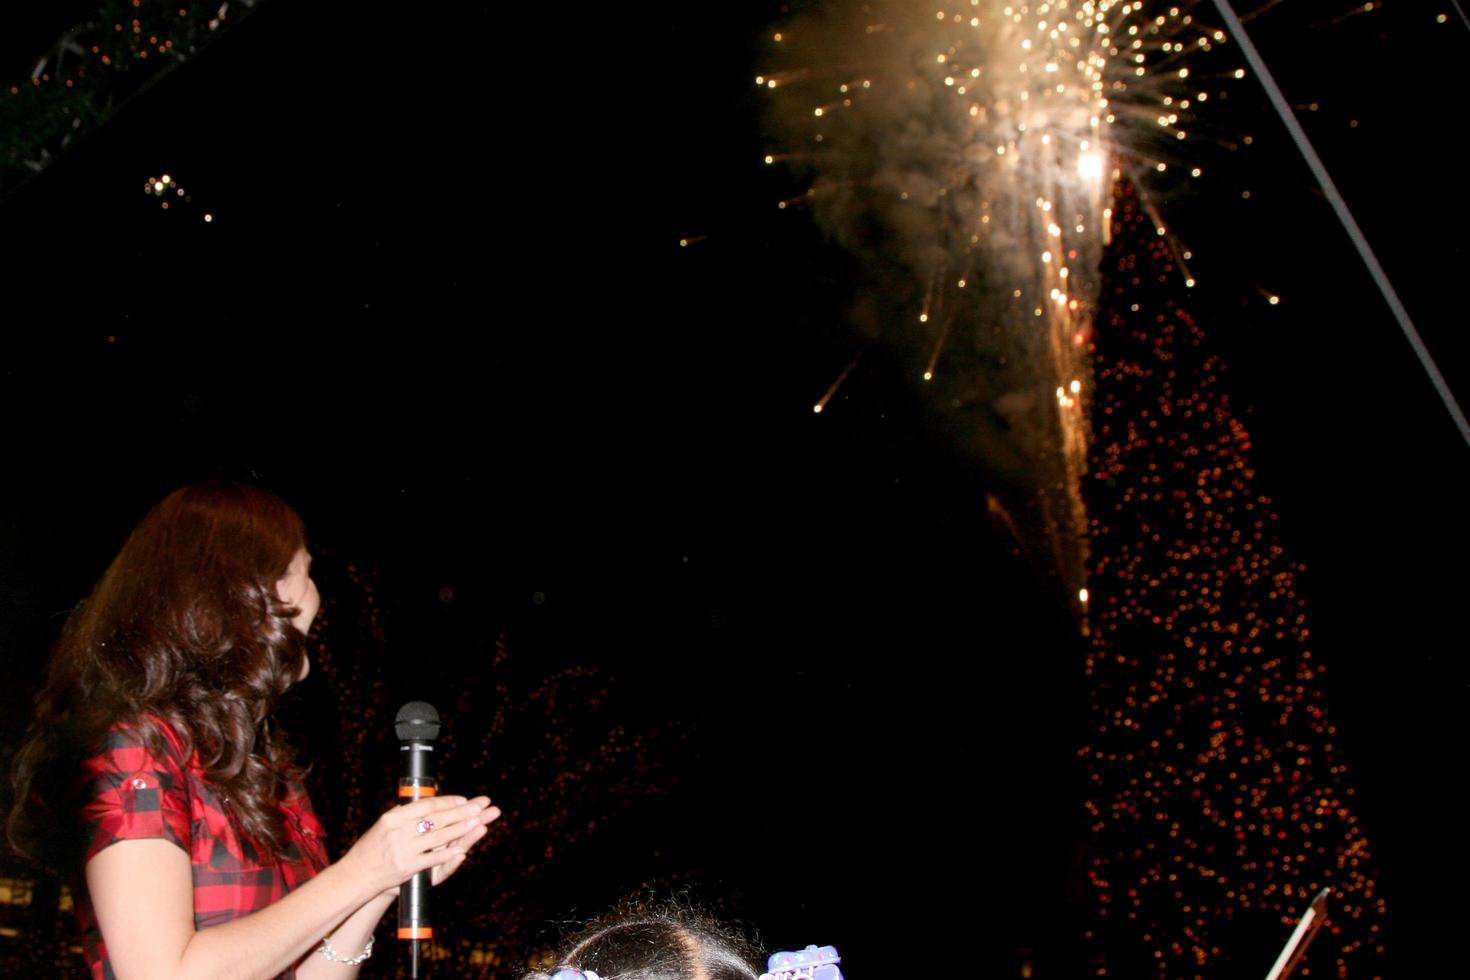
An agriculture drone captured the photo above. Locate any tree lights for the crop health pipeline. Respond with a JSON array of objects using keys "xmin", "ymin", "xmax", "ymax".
[{"xmin": 1081, "ymin": 182, "xmax": 1386, "ymax": 978}]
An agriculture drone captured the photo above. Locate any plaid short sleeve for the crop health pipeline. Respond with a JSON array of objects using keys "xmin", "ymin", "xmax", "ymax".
[{"xmin": 77, "ymin": 725, "xmax": 192, "ymax": 862}]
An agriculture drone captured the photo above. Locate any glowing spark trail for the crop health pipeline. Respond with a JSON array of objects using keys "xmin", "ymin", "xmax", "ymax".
[
  {"xmin": 814, "ymin": 354, "xmax": 863, "ymax": 413},
  {"xmin": 763, "ymin": 1, "xmax": 1239, "ymax": 598}
]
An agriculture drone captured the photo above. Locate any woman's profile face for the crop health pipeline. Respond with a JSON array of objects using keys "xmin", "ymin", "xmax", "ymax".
[{"xmin": 276, "ymin": 547, "xmax": 320, "ymax": 640}]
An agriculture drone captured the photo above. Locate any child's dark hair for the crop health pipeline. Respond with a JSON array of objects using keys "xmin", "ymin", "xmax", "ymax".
[{"xmin": 527, "ymin": 904, "xmax": 762, "ymax": 980}]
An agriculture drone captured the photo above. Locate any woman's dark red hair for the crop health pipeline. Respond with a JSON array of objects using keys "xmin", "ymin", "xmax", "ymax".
[{"xmin": 8, "ymin": 480, "xmax": 311, "ymax": 863}]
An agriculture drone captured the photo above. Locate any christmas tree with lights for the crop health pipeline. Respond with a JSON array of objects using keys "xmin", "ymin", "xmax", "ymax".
[{"xmin": 1080, "ymin": 182, "xmax": 1386, "ymax": 978}]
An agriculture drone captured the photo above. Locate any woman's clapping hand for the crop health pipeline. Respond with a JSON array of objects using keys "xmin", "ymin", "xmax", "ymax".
[{"xmin": 340, "ymin": 795, "xmax": 501, "ymax": 896}]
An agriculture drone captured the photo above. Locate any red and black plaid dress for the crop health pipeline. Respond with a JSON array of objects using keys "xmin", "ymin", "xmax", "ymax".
[{"xmin": 75, "ymin": 720, "xmax": 329, "ymax": 980}]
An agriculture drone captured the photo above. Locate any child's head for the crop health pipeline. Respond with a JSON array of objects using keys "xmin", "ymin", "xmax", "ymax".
[{"xmin": 528, "ymin": 905, "xmax": 762, "ymax": 980}]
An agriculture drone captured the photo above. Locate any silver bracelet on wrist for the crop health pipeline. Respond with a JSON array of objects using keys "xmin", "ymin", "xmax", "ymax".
[{"xmin": 319, "ymin": 933, "xmax": 375, "ymax": 965}]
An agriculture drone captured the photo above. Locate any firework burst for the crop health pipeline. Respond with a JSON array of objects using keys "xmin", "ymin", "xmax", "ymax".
[{"xmin": 761, "ymin": 1, "xmax": 1241, "ymax": 597}]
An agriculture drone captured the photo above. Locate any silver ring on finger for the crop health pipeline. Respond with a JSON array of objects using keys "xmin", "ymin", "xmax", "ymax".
[{"xmin": 415, "ymin": 818, "xmax": 435, "ymax": 835}]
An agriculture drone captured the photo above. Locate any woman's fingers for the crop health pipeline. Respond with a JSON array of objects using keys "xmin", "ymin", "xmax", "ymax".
[
  {"xmin": 399, "ymin": 803, "xmax": 497, "ymax": 856},
  {"xmin": 441, "ymin": 822, "xmax": 489, "ymax": 858},
  {"xmin": 430, "ymin": 850, "xmax": 468, "ymax": 886},
  {"xmin": 360, "ymin": 794, "xmax": 500, "ymax": 886},
  {"xmin": 395, "ymin": 799, "xmax": 493, "ymax": 837},
  {"xmin": 413, "ymin": 804, "xmax": 500, "ymax": 885},
  {"xmin": 422, "ymin": 809, "xmax": 499, "ymax": 879},
  {"xmin": 466, "ymin": 805, "xmax": 501, "ymax": 836},
  {"xmin": 414, "ymin": 814, "xmax": 486, "ymax": 851},
  {"xmin": 395, "ymin": 795, "xmax": 491, "ymax": 821},
  {"xmin": 409, "ymin": 841, "xmax": 469, "ymax": 876},
  {"xmin": 440, "ymin": 805, "xmax": 498, "ymax": 856}
]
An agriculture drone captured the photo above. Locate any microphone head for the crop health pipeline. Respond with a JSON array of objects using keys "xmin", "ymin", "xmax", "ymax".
[{"xmin": 395, "ymin": 701, "xmax": 441, "ymax": 742}]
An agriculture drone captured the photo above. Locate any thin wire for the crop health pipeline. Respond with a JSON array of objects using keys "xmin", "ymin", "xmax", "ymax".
[
  {"xmin": 1450, "ymin": 0, "xmax": 1470, "ymax": 37},
  {"xmin": 1209, "ymin": 0, "xmax": 1470, "ymax": 452}
]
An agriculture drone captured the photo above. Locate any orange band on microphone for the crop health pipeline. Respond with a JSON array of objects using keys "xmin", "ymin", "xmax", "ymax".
[
  {"xmin": 398, "ymin": 927, "xmax": 433, "ymax": 940},
  {"xmin": 398, "ymin": 785, "xmax": 437, "ymax": 798}
]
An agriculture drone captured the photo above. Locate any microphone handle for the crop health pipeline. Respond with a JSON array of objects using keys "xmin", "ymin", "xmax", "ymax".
[
  {"xmin": 398, "ymin": 766, "xmax": 437, "ymax": 977},
  {"xmin": 402, "ymin": 868, "xmax": 432, "ymax": 977}
]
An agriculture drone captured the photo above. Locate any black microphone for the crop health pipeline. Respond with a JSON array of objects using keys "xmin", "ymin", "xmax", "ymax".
[{"xmin": 395, "ymin": 701, "xmax": 440, "ymax": 978}]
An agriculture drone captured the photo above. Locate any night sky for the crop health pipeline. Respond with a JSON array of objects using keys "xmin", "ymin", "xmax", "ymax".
[{"xmin": 1, "ymin": 1, "xmax": 1466, "ymax": 976}]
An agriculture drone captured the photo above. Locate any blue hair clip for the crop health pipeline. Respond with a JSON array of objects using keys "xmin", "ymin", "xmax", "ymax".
[
  {"xmin": 759, "ymin": 944, "xmax": 843, "ymax": 980},
  {"xmin": 550, "ymin": 970, "xmax": 602, "ymax": 980}
]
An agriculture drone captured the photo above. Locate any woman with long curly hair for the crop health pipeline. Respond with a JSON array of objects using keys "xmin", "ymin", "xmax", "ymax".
[{"xmin": 7, "ymin": 480, "xmax": 501, "ymax": 979}]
